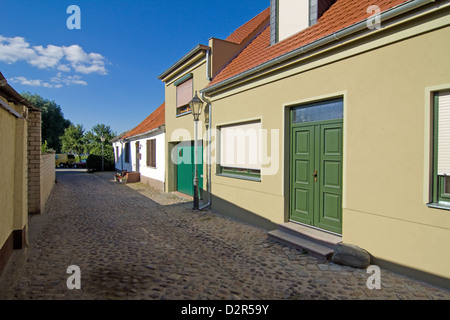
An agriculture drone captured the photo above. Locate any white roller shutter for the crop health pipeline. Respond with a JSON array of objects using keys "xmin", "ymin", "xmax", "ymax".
[
  {"xmin": 176, "ymin": 78, "xmax": 193, "ymax": 108},
  {"xmin": 220, "ymin": 121, "xmax": 261, "ymax": 170},
  {"xmin": 438, "ymin": 91, "xmax": 450, "ymax": 175}
]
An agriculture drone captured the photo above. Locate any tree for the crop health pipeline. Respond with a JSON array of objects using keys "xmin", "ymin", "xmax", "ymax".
[
  {"xmin": 22, "ymin": 93, "xmax": 71, "ymax": 152},
  {"xmin": 60, "ymin": 124, "xmax": 85, "ymax": 160},
  {"xmin": 84, "ymin": 124, "xmax": 116, "ymax": 171}
]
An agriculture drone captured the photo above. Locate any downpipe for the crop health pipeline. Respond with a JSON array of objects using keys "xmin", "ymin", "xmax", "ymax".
[{"xmin": 199, "ymin": 91, "xmax": 212, "ymax": 210}]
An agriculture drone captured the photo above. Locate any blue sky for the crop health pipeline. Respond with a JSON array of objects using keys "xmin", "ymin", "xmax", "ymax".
[{"xmin": 0, "ymin": 0, "xmax": 268, "ymax": 135}]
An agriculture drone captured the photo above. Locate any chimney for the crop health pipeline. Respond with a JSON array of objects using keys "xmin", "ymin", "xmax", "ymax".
[{"xmin": 271, "ymin": 0, "xmax": 336, "ymax": 45}]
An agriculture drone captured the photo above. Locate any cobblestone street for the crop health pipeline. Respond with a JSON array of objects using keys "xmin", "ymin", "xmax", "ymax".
[{"xmin": 0, "ymin": 169, "xmax": 449, "ymax": 301}]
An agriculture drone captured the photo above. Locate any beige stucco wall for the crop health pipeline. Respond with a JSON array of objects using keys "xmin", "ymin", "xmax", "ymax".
[
  {"xmin": 0, "ymin": 98, "xmax": 30, "ymax": 251},
  {"xmin": 207, "ymin": 10, "xmax": 450, "ymax": 279},
  {"xmin": 0, "ymin": 103, "xmax": 17, "ymax": 249},
  {"xmin": 164, "ymin": 56, "xmax": 210, "ymax": 193}
]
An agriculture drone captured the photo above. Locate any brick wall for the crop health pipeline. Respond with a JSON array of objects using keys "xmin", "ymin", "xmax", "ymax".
[
  {"xmin": 40, "ymin": 153, "xmax": 55, "ymax": 212},
  {"xmin": 27, "ymin": 110, "xmax": 41, "ymax": 214}
]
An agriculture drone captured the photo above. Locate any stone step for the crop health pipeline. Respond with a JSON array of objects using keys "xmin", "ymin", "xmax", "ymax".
[
  {"xmin": 279, "ymin": 222, "xmax": 342, "ymax": 249},
  {"xmin": 268, "ymin": 222, "xmax": 342, "ymax": 262}
]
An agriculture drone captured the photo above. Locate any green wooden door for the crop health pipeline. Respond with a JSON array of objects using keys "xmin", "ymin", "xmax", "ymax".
[
  {"xmin": 177, "ymin": 145, "xmax": 203, "ymax": 197},
  {"xmin": 290, "ymin": 120, "xmax": 343, "ymax": 234}
]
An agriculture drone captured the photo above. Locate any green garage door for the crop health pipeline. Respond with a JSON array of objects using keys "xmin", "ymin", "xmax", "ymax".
[
  {"xmin": 177, "ymin": 144, "xmax": 203, "ymax": 197},
  {"xmin": 290, "ymin": 99, "xmax": 343, "ymax": 234}
]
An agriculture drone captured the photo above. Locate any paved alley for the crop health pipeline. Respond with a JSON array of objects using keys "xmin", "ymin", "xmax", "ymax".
[{"xmin": 0, "ymin": 169, "xmax": 449, "ymax": 301}]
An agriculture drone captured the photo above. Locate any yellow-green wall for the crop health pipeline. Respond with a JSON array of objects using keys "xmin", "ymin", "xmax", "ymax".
[
  {"xmin": 207, "ymin": 11, "xmax": 450, "ymax": 279},
  {"xmin": 164, "ymin": 54, "xmax": 210, "ymax": 193}
]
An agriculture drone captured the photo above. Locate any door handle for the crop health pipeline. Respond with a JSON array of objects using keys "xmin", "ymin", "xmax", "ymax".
[{"xmin": 313, "ymin": 170, "xmax": 318, "ymax": 182}]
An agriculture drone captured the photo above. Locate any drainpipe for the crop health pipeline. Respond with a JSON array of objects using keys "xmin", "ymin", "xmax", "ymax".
[{"xmin": 199, "ymin": 91, "xmax": 212, "ymax": 210}]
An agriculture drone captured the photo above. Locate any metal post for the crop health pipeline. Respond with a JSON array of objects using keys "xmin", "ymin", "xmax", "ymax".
[
  {"xmin": 101, "ymin": 142, "xmax": 104, "ymax": 172},
  {"xmin": 193, "ymin": 120, "xmax": 199, "ymax": 210}
]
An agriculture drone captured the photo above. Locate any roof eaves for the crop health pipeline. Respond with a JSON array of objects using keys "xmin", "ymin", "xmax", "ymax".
[
  {"xmin": 123, "ymin": 126, "xmax": 164, "ymax": 141},
  {"xmin": 0, "ymin": 71, "xmax": 40, "ymax": 112},
  {"xmin": 157, "ymin": 44, "xmax": 210, "ymax": 81}
]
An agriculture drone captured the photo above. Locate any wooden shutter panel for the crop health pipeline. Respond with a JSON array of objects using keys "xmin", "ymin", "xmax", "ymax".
[
  {"xmin": 438, "ymin": 91, "xmax": 450, "ymax": 175},
  {"xmin": 146, "ymin": 140, "xmax": 151, "ymax": 167},
  {"xmin": 146, "ymin": 139, "xmax": 156, "ymax": 167},
  {"xmin": 151, "ymin": 139, "xmax": 156, "ymax": 167}
]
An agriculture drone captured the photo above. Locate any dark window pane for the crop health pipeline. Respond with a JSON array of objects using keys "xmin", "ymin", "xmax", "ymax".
[{"xmin": 292, "ymin": 99, "xmax": 343, "ymax": 124}]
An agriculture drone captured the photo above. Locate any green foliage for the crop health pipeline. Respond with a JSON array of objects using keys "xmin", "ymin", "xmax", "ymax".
[
  {"xmin": 84, "ymin": 124, "xmax": 116, "ymax": 172},
  {"xmin": 22, "ymin": 93, "xmax": 71, "ymax": 153},
  {"xmin": 84, "ymin": 124, "xmax": 116, "ymax": 154},
  {"xmin": 41, "ymin": 140, "xmax": 49, "ymax": 154},
  {"xmin": 41, "ymin": 140, "xmax": 55, "ymax": 154},
  {"xmin": 86, "ymin": 153, "xmax": 115, "ymax": 172},
  {"xmin": 61, "ymin": 124, "xmax": 86, "ymax": 156}
]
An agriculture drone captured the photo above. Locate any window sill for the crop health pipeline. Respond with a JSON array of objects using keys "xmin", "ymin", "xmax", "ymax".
[
  {"xmin": 427, "ymin": 202, "xmax": 450, "ymax": 211},
  {"xmin": 176, "ymin": 111, "xmax": 192, "ymax": 118},
  {"xmin": 216, "ymin": 173, "xmax": 261, "ymax": 182}
]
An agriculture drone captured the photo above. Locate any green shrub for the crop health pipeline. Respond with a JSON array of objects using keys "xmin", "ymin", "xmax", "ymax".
[{"xmin": 86, "ymin": 153, "xmax": 115, "ymax": 172}]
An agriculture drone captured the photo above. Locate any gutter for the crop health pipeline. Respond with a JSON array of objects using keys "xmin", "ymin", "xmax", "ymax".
[
  {"xmin": 0, "ymin": 96, "xmax": 23, "ymax": 118},
  {"xmin": 201, "ymin": 0, "xmax": 437, "ymax": 95}
]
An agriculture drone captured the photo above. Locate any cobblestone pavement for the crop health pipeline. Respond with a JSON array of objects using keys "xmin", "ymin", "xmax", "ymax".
[{"xmin": 0, "ymin": 169, "xmax": 449, "ymax": 301}]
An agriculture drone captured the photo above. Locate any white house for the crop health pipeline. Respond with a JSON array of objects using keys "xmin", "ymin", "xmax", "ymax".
[{"xmin": 112, "ymin": 102, "xmax": 165, "ymax": 191}]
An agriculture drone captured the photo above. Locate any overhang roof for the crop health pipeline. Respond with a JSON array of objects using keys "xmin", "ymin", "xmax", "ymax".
[
  {"xmin": 157, "ymin": 45, "xmax": 210, "ymax": 81},
  {"xmin": 0, "ymin": 71, "xmax": 40, "ymax": 112}
]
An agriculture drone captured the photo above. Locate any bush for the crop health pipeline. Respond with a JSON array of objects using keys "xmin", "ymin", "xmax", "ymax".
[{"xmin": 86, "ymin": 153, "xmax": 115, "ymax": 172}]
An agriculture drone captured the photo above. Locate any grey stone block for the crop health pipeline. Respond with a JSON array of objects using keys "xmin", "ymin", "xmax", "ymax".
[{"xmin": 331, "ymin": 243, "xmax": 371, "ymax": 269}]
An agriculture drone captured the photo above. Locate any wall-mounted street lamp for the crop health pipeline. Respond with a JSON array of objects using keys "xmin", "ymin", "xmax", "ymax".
[
  {"xmin": 100, "ymin": 134, "xmax": 105, "ymax": 172},
  {"xmin": 189, "ymin": 91, "xmax": 203, "ymax": 210}
]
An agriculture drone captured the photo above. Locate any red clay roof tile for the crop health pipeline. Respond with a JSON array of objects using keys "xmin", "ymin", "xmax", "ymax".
[
  {"xmin": 225, "ymin": 7, "xmax": 271, "ymax": 44},
  {"xmin": 123, "ymin": 102, "xmax": 165, "ymax": 139},
  {"xmin": 209, "ymin": 0, "xmax": 409, "ymax": 87}
]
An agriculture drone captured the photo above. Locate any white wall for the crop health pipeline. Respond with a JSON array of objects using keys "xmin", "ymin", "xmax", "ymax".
[
  {"xmin": 278, "ymin": 0, "xmax": 310, "ymax": 42},
  {"xmin": 113, "ymin": 141, "xmax": 132, "ymax": 172},
  {"xmin": 113, "ymin": 130, "xmax": 165, "ymax": 185}
]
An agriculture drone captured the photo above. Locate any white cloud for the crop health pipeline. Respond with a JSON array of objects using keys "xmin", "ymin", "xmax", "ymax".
[
  {"xmin": 63, "ymin": 45, "xmax": 107, "ymax": 75},
  {"xmin": 0, "ymin": 35, "xmax": 108, "ymax": 75},
  {"xmin": 0, "ymin": 36, "xmax": 36, "ymax": 63},
  {"xmin": 10, "ymin": 73, "xmax": 88, "ymax": 88},
  {"xmin": 29, "ymin": 45, "xmax": 64, "ymax": 69},
  {"xmin": 9, "ymin": 76, "xmax": 43, "ymax": 87},
  {"xmin": 51, "ymin": 73, "xmax": 88, "ymax": 86}
]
